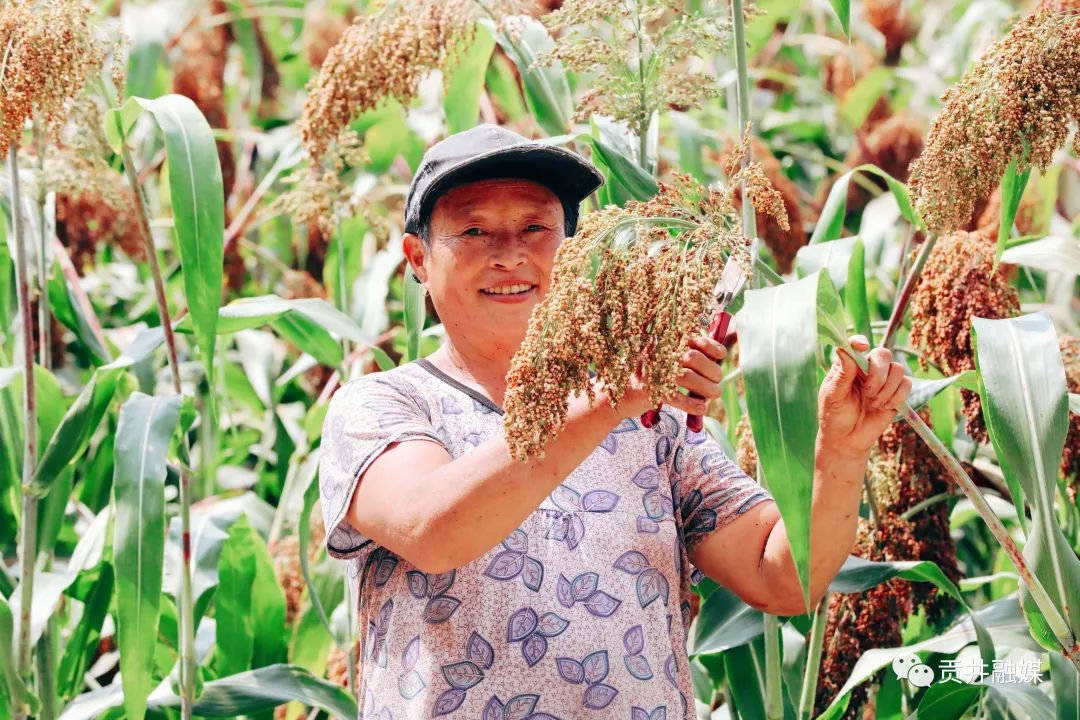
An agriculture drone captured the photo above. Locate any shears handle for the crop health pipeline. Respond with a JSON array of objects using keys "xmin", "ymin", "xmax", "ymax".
[{"xmin": 639, "ymin": 309, "xmax": 733, "ymax": 432}]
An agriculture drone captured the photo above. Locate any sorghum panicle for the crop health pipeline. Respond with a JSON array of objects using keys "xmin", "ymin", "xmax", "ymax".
[
  {"xmin": 0, "ymin": 0, "xmax": 104, "ymax": 155},
  {"xmin": 503, "ymin": 166, "xmax": 787, "ymax": 461},
  {"xmin": 1060, "ymin": 334, "xmax": 1080, "ymax": 500},
  {"xmin": 537, "ymin": 0, "xmax": 729, "ymax": 138},
  {"xmin": 908, "ymin": 230, "xmax": 1020, "ymax": 442},
  {"xmin": 909, "ymin": 7, "xmax": 1080, "ymax": 233}
]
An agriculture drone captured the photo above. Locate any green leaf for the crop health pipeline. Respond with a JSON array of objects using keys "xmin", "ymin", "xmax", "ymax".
[
  {"xmin": 972, "ymin": 313, "xmax": 1080, "ymax": 653},
  {"xmin": 57, "ymin": 564, "xmax": 114, "ymax": 703},
  {"xmin": 485, "ymin": 53, "xmax": 527, "ymax": 123},
  {"xmin": 795, "ymin": 236, "xmax": 871, "ymax": 340},
  {"xmin": 907, "ymin": 371, "xmax": 978, "ymax": 412},
  {"xmin": 0, "ymin": 593, "xmax": 38, "ymax": 718},
  {"xmin": 839, "ymin": 67, "xmax": 889, "ymax": 128},
  {"xmin": 103, "ymin": 96, "xmax": 144, "ymax": 154},
  {"xmin": 480, "ymin": 16, "xmax": 572, "ymax": 136},
  {"xmin": 828, "ymin": 0, "xmax": 850, "ymax": 38},
  {"xmin": 1071, "ymin": 393, "xmax": 1080, "ymax": 415},
  {"xmin": 995, "ymin": 157, "xmax": 1032, "ymax": 269},
  {"xmin": 910, "ymin": 681, "xmax": 985, "ymax": 719},
  {"xmin": 723, "ymin": 641, "xmax": 767, "ymax": 720},
  {"xmin": 999, "ymin": 235, "xmax": 1080, "ymax": 277},
  {"xmin": 370, "ymin": 346, "xmax": 396, "ymax": 372},
  {"xmin": 112, "ymin": 392, "xmax": 182, "ymax": 720},
  {"xmin": 689, "ymin": 586, "xmax": 765, "ymax": 655},
  {"xmin": 403, "ymin": 269, "xmax": 426, "ymax": 362},
  {"xmin": 737, "ymin": 272, "xmax": 842, "ymax": 609},
  {"xmin": 444, "ymin": 23, "xmax": 496, "ymax": 134},
  {"xmin": 216, "ymin": 516, "xmax": 258, "ymax": 676},
  {"xmin": 297, "ymin": 452, "xmax": 337, "ymax": 644},
  {"xmin": 28, "ymin": 367, "xmax": 124, "ymax": 497},
  {"xmin": 811, "ymin": 164, "xmax": 922, "ymax": 244},
  {"xmin": 133, "ymin": 94, "xmax": 225, "ymax": 396},
  {"xmin": 587, "ymin": 117, "xmax": 658, "ymax": 203},
  {"xmin": 148, "ymin": 664, "xmax": 357, "ymax": 719}
]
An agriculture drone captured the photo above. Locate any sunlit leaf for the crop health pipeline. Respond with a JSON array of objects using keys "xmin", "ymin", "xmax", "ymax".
[{"xmin": 444, "ymin": 24, "xmax": 497, "ymax": 134}]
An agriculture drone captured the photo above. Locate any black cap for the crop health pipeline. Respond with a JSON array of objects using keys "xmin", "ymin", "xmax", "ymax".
[{"xmin": 403, "ymin": 124, "xmax": 605, "ymax": 235}]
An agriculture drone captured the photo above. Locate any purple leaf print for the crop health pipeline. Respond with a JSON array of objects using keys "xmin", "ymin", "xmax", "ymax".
[
  {"xmin": 504, "ymin": 694, "xmax": 540, "ymax": 720},
  {"xmin": 374, "ymin": 641, "xmax": 388, "ymax": 669},
  {"xmin": 377, "ymin": 410, "xmax": 416, "ymax": 428},
  {"xmin": 656, "ymin": 410, "xmax": 679, "ymax": 437},
  {"xmin": 503, "ymin": 529, "xmax": 529, "ymax": 554},
  {"xmin": 632, "ymin": 707, "xmax": 666, "ymax": 720},
  {"xmin": 520, "ymin": 633, "xmax": 547, "ymax": 667},
  {"xmin": 472, "ymin": 398, "xmax": 495, "ymax": 414},
  {"xmin": 623, "ymin": 626, "xmax": 644, "ymax": 655},
  {"xmin": 464, "ymin": 432, "xmax": 482, "ymax": 446},
  {"xmin": 636, "ymin": 569, "xmax": 669, "ymax": 608},
  {"xmin": 665, "ymin": 654, "xmax": 678, "ymax": 689},
  {"xmin": 651, "ymin": 708, "xmax": 668, "ymax": 720},
  {"xmin": 406, "ymin": 571, "xmax": 428, "ymax": 599},
  {"xmin": 482, "ymin": 696, "xmax": 504, "ymax": 720},
  {"xmin": 551, "ymin": 485, "xmax": 581, "ymax": 512},
  {"xmin": 630, "ymin": 466, "xmax": 660, "ymax": 490},
  {"xmin": 429, "ymin": 570, "xmax": 456, "ymax": 596},
  {"xmin": 483, "ymin": 550, "xmax": 525, "ymax": 581},
  {"xmin": 700, "ymin": 450, "xmax": 729, "ymax": 474},
  {"xmin": 522, "ymin": 557, "xmax": 544, "ymax": 592},
  {"xmin": 432, "ymin": 688, "xmax": 466, "ymax": 716},
  {"xmin": 565, "ymin": 515, "xmax": 585, "ymax": 550},
  {"xmin": 373, "ymin": 554, "xmax": 398, "ymax": 587},
  {"xmin": 672, "ymin": 446, "xmax": 686, "ymax": 476},
  {"xmin": 423, "ymin": 596, "xmax": 461, "ymax": 624},
  {"xmin": 556, "ymin": 657, "xmax": 585, "ymax": 684},
  {"xmin": 613, "ymin": 418, "xmax": 638, "ymax": 433},
  {"xmin": 581, "ymin": 590, "xmax": 621, "ymax": 618},
  {"xmin": 441, "ymin": 396, "xmax": 463, "ymax": 414},
  {"xmin": 582, "ymin": 684, "xmax": 618, "ymax": 710},
  {"xmin": 582, "ymin": 650, "xmax": 609, "ymax": 684},
  {"xmin": 642, "ymin": 489, "xmax": 666, "ymax": 521},
  {"xmin": 571, "ymin": 572, "xmax": 599, "ymax": 601},
  {"xmin": 632, "ymin": 709, "xmax": 650, "ymax": 720},
  {"xmin": 580, "ymin": 489, "xmax": 619, "ymax": 512},
  {"xmin": 613, "ymin": 551, "xmax": 651, "ymax": 575},
  {"xmin": 398, "ymin": 670, "xmax": 425, "ymax": 700},
  {"xmin": 636, "ymin": 516, "xmax": 660, "ymax": 534},
  {"xmin": 545, "ymin": 516, "xmax": 569, "ymax": 543},
  {"xmin": 556, "ymin": 574, "xmax": 574, "ymax": 608},
  {"xmin": 442, "ymin": 661, "xmax": 485, "ymax": 690},
  {"xmin": 624, "ymin": 654, "xmax": 653, "ymax": 680},
  {"xmin": 467, "ymin": 632, "xmax": 495, "ymax": 670},
  {"xmin": 536, "ymin": 612, "xmax": 569, "ymax": 638},
  {"xmin": 401, "ymin": 636, "xmax": 420, "ymax": 671},
  {"xmin": 655, "ymin": 436, "xmax": 673, "ymax": 465},
  {"xmin": 507, "ymin": 608, "xmax": 538, "ymax": 642},
  {"xmin": 599, "ymin": 433, "xmax": 617, "ymax": 454}
]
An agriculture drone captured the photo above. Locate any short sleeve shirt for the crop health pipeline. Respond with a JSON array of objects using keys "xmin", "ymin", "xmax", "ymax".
[{"xmin": 319, "ymin": 359, "xmax": 774, "ymax": 720}]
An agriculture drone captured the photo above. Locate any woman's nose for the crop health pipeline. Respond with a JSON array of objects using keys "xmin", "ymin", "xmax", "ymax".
[{"xmin": 488, "ymin": 232, "xmax": 527, "ymax": 269}]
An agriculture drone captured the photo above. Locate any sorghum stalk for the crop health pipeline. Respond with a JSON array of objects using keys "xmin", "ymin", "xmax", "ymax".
[
  {"xmin": 9, "ymin": 143, "xmax": 38, "ymax": 720},
  {"xmin": 882, "ymin": 233, "xmax": 937, "ymax": 351},
  {"xmin": 32, "ymin": 122, "xmax": 50, "ymax": 368},
  {"xmin": 799, "ymin": 594, "xmax": 830, "ymax": 720},
  {"xmin": 116, "ymin": 126, "xmax": 199, "ymax": 719}
]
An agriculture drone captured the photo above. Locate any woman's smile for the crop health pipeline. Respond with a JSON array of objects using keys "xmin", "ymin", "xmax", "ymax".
[{"xmin": 479, "ymin": 281, "xmax": 539, "ymax": 303}]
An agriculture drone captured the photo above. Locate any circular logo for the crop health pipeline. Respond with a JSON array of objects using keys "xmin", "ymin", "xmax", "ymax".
[
  {"xmin": 891, "ymin": 653, "xmax": 921, "ymax": 680},
  {"xmin": 908, "ymin": 663, "xmax": 935, "ymax": 688}
]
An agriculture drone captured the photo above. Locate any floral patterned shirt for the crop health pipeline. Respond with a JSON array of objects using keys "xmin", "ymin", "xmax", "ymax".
[{"xmin": 319, "ymin": 359, "xmax": 774, "ymax": 720}]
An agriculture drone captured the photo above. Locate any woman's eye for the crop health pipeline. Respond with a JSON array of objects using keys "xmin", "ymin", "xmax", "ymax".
[
  {"xmin": 526, "ymin": 224, "xmax": 545, "ymax": 232},
  {"xmin": 463, "ymin": 227, "xmax": 484, "ymax": 236}
]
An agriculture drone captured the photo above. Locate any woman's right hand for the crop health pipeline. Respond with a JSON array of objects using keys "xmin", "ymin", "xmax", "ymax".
[{"xmin": 617, "ymin": 335, "xmax": 728, "ymax": 419}]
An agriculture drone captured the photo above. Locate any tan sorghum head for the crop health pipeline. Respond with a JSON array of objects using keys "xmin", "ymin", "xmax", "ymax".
[
  {"xmin": 865, "ymin": 0, "xmax": 917, "ymax": 64},
  {"xmin": 908, "ymin": 7, "xmax": 1080, "ymax": 234},
  {"xmin": 908, "ymin": 230, "xmax": 1020, "ymax": 442},
  {"xmin": 0, "ymin": 0, "xmax": 104, "ymax": 155},
  {"xmin": 735, "ymin": 412, "xmax": 758, "ymax": 480},
  {"xmin": 503, "ymin": 161, "xmax": 786, "ymax": 461}
]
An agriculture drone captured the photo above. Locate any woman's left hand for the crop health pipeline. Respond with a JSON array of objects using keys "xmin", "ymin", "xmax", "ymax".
[{"xmin": 818, "ymin": 335, "xmax": 912, "ymax": 459}]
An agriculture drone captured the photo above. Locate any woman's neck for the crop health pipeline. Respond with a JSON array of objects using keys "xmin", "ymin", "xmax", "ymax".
[{"xmin": 430, "ymin": 335, "xmax": 519, "ymax": 407}]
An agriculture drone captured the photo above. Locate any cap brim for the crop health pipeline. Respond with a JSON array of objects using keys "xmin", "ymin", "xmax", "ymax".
[{"xmin": 405, "ymin": 143, "xmax": 605, "ymax": 234}]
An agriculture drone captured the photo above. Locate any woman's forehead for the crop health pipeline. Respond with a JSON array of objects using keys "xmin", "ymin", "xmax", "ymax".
[{"xmin": 434, "ymin": 178, "xmax": 562, "ymax": 215}]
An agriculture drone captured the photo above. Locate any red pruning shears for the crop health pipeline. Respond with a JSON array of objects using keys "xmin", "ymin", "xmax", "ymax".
[{"xmin": 640, "ymin": 256, "xmax": 749, "ymax": 433}]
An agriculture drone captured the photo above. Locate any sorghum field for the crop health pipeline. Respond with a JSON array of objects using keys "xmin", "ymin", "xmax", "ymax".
[{"xmin": 2, "ymin": 0, "xmax": 1079, "ymax": 718}]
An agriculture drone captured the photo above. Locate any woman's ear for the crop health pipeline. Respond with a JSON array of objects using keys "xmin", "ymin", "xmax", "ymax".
[{"xmin": 402, "ymin": 232, "xmax": 428, "ymax": 284}]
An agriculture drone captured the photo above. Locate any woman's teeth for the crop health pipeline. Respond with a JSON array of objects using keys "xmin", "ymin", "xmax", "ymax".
[{"xmin": 482, "ymin": 284, "xmax": 534, "ymax": 295}]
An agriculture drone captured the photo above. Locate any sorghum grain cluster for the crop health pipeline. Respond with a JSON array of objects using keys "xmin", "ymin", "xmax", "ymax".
[
  {"xmin": 908, "ymin": 7, "xmax": 1080, "ymax": 233},
  {"xmin": 1060, "ymin": 334, "xmax": 1080, "ymax": 500},
  {"xmin": 909, "ymin": 230, "xmax": 1020, "ymax": 442},
  {"xmin": 503, "ymin": 163, "xmax": 787, "ymax": 461},
  {"xmin": 0, "ymin": 0, "xmax": 104, "ymax": 154}
]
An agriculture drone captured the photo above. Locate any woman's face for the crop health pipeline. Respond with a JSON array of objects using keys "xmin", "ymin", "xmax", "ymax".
[{"xmin": 403, "ymin": 178, "xmax": 566, "ymax": 353}]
